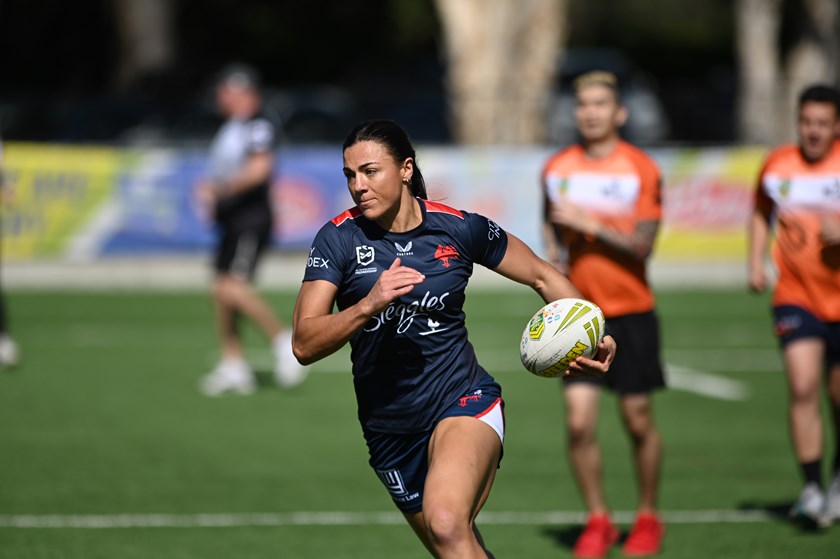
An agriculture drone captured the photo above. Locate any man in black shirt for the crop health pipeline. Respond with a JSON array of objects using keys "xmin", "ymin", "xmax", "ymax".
[{"xmin": 197, "ymin": 65, "xmax": 305, "ymax": 395}]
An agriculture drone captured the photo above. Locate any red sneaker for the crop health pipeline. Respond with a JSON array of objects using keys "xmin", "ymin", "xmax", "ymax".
[
  {"xmin": 573, "ymin": 513, "xmax": 619, "ymax": 558},
  {"xmin": 622, "ymin": 512, "xmax": 664, "ymax": 557}
]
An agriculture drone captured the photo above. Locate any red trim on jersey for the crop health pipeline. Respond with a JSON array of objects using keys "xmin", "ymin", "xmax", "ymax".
[
  {"xmin": 330, "ymin": 207, "xmax": 362, "ymax": 226},
  {"xmin": 474, "ymin": 397, "xmax": 502, "ymax": 419},
  {"xmin": 424, "ymin": 199, "xmax": 464, "ymax": 219}
]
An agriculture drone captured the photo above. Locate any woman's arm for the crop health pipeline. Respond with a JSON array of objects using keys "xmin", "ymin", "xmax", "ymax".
[
  {"xmin": 292, "ymin": 258, "xmax": 425, "ymax": 365},
  {"xmin": 493, "ymin": 233, "xmax": 616, "ymax": 376}
]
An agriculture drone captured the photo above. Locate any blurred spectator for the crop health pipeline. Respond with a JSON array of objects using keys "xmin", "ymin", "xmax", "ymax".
[
  {"xmin": 196, "ymin": 64, "xmax": 306, "ymax": 396},
  {"xmin": 0, "ymin": 133, "xmax": 21, "ymax": 368},
  {"xmin": 748, "ymin": 84, "xmax": 840, "ymax": 527},
  {"xmin": 542, "ymin": 71, "xmax": 666, "ymax": 557}
]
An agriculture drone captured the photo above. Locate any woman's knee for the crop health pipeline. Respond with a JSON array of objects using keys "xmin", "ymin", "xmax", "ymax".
[{"xmin": 424, "ymin": 505, "xmax": 471, "ymax": 549}]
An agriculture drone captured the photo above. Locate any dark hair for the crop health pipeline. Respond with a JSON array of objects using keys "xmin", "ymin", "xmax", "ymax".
[
  {"xmin": 342, "ymin": 119, "xmax": 427, "ymax": 199},
  {"xmin": 799, "ymin": 84, "xmax": 840, "ymax": 112}
]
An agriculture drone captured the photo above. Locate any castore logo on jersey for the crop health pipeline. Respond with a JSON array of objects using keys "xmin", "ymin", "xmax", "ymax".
[{"xmin": 395, "ymin": 241, "xmax": 413, "ymax": 256}]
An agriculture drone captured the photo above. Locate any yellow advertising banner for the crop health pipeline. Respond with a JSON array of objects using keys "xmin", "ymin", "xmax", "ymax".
[
  {"xmin": 1, "ymin": 143, "xmax": 124, "ymax": 259},
  {"xmin": 655, "ymin": 146, "xmax": 767, "ymax": 261}
]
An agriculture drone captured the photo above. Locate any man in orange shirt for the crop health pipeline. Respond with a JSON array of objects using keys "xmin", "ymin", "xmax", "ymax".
[
  {"xmin": 542, "ymin": 71, "xmax": 665, "ymax": 558},
  {"xmin": 749, "ymin": 84, "xmax": 840, "ymax": 528}
]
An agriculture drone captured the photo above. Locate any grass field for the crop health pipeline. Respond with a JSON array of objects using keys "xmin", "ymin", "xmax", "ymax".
[{"xmin": 1, "ymin": 287, "xmax": 839, "ymax": 558}]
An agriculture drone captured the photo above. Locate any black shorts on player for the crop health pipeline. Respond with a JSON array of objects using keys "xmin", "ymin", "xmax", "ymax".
[
  {"xmin": 774, "ymin": 305, "xmax": 840, "ymax": 367},
  {"xmin": 214, "ymin": 221, "xmax": 272, "ymax": 280},
  {"xmin": 565, "ymin": 311, "xmax": 665, "ymax": 394}
]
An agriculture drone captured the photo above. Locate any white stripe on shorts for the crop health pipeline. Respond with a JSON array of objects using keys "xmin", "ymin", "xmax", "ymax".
[{"xmin": 475, "ymin": 397, "xmax": 504, "ymax": 444}]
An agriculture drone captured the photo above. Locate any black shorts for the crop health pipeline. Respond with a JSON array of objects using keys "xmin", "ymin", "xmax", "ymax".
[
  {"xmin": 565, "ymin": 310, "xmax": 666, "ymax": 394},
  {"xmin": 214, "ymin": 222, "xmax": 272, "ymax": 280},
  {"xmin": 773, "ymin": 305, "xmax": 840, "ymax": 366},
  {"xmin": 364, "ymin": 379, "xmax": 504, "ymax": 513}
]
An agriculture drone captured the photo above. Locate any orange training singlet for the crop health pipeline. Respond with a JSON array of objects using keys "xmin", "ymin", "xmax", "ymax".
[
  {"xmin": 542, "ymin": 140, "xmax": 662, "ymax": 318},
  {"xmin": 755, "ymin": 140, "xmax": 840, "ymax": 321}
]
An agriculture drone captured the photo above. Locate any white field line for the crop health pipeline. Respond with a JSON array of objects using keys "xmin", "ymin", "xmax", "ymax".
[
  {"xmin": 0, "ymin": 509, "xmax": 778, "ymax": 529},
  {"xmin": 665, "ymin": 364, "xmax": 751, "ymax": 401}
]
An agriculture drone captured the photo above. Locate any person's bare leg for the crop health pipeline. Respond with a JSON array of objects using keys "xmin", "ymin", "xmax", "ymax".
[
  {"xmin": 619, "ymin": 393, "xmax": 662, "ymax": 512},
  {"xmin": 783, "ymin": 339, "xmax": 826, "ymax": 465},
  {"xmin": 403, "ymin": 417, "xmax": 500, "ymax": 558},
  {"xmin": 565, "ymin": 383, "xmax": 607, "ymax": 513}
]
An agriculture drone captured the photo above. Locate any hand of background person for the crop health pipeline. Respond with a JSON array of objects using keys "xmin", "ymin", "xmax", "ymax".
[
  {"xmin": 361, "ymin": 258, "xmax": 425, "ymax": 315},
  {"xmin": 747, "ymin": 266, "xmax": 767, "ymax": 293},
  {"xmin": 195, "ymin": 179, "xmax": 218, "ymax": 206},
  {"xmin": 564, "ymin": 334, "xmax": 617, "ymax": 379},
  {"xmin": 820, "ymin": 214, "xmax": 840, "ymax": 246},
  {"xmin": 548, "ymin": 201, "xmax": 598, "ymax": 236}
]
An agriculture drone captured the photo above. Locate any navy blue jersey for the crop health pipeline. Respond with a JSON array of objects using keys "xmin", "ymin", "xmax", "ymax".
[{"xmin": 303, "ymin": 199, "xmax": 509, "ymax": 434}]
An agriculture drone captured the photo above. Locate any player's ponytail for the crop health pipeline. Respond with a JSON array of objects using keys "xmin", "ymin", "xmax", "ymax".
[{"xmin": 343, "ymin": 119, "xmax": 428, "ymax": 200}]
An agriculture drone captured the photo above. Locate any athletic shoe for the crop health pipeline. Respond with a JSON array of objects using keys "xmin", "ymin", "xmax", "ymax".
[
  {"xmin": 573, "ymin": 513, "xmax": 619, "ymax": 558},
  {"xmin": 789, "ymin": 482, "xmax": 828, "ymax": 527},
  {"xmin": 826, "ymin": 472, "xmax": 840, "ymax": 523},
  {"xmin": 274, "ymin": 331, "xmax": 307, "ymax": 388},
  {"xmin": 200, "ymin": 358, "xmax": 255, "ymax": 396},
  {"xmin": 0, "ymin": 334, "xmax": 19, "ymax": 367},
  {"xmin": 622, "ymin": 512, "xmax": 664, "ymax": 557}
]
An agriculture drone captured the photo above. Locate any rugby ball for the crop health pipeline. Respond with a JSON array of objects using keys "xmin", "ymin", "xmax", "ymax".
[{"xmin": 520, "ymin": 298, "xmax": 605, "ymax": 378}]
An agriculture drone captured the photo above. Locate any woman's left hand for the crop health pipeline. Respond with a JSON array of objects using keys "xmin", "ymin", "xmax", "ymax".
[{"xmin": 564, "ymin": 335, "xmax": 617, "ymax": 379}]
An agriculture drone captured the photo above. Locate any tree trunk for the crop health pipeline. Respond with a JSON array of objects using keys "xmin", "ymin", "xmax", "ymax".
[
  {"xmin": 735, "ymin": 0, "xmax": 784, "ymax": 144},
  {"xmin": 434, "ymin": 0, "xmax": 567, "ymax": 144},
  {"xmin": 113, "ymin": 0, "xmax": 175, "ymax": 90},
  {"xmin": 783, "ymin": 0, "xmax": 840, "ymax": 138}
]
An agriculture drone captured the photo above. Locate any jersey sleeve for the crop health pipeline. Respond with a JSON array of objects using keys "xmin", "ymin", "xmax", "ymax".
[
  {"xmin": 631, "ymin": 151, "xmax": 663, "ymax": 221},
  {"xmin": 463, "ymin": 211, "xmax": 509, "ymax": 268},
  {"xmin": 753, "ymin": 156, "xmax": 775, "ymax": 217},
  {"xmin": 245, "ymin": 118, "xmax": 275, "ymax": 154},
  {"xmin": 303, "ymin": 221, "xmax": 349, "ymax": 286}
]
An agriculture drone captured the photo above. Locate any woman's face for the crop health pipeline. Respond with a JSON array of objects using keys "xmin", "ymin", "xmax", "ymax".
[{"xmin": 343, "ymin": 140, "xmax": 412, "ymax": 223}]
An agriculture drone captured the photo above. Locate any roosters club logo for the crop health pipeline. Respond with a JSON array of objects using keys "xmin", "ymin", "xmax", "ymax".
[{"xmin": 434, "ymin": 244, "xmax": 460, "ymax": 267}]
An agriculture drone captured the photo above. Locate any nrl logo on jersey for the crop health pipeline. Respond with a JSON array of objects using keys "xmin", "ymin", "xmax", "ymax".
[
  {"xmin": 394, "ymin": 241, "xmax": 413, "ymax": 256},
  {"xmin": 355, "ymin": 245, "xmax": 375, "ymax": 266}
]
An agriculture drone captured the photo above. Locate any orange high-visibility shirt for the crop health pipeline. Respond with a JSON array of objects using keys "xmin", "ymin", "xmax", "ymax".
[
  {"xmin": 542, "ymin": 141, "xmax": 662, "ymax": 318},
  {"xmin": 756, "ymin": 141, "xmax": 840, "ymax": 321}
]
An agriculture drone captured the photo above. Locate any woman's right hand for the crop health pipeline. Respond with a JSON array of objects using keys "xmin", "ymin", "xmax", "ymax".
[{"xmin": 362, "ymin": 257, "xmax": 425, "ymax": 315}]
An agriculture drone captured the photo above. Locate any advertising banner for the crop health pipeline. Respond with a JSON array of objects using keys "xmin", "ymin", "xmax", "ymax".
[{"xmin": 1, "ymin": 143, "xmax": 769, "ymax": 263}]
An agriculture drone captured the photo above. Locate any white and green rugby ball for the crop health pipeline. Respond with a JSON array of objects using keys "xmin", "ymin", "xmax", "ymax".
[{"xmin": 519, "ymin": 298, "xmax": 605, "ymax": 378}]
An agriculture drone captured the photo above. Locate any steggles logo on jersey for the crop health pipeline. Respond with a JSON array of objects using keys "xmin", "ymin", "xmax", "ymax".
[
  {"xmin": 419, "ymin": 317, "xmax": 451, "ymax": 336},
  {"xmin": 355, "ymin": 245, "xmax": 375, "ymax": 266},
  {"xmin": 364, "ymin": 290, "xmax": 450, "ymax": 334},
  {"xmin": 394, "ymin": 241, "xmax": 413, "ymax": 256},
  {"xmin": 434, "ymin": 244, "xmax": 460, "ymax": 267}
]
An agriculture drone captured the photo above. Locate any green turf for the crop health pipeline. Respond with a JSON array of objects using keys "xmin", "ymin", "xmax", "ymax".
[{"xmin": 1, "ymin": 287, "xmax": 838, "ymax": 558}]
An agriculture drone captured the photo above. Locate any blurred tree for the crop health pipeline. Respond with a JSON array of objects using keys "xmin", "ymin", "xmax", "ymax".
[
  {"xmin": 736, "ymin": 0, "xmax": 840, "ymax": 143},
  {"xmin": 736, "ymin": 0, "xmax": 784, "ymax": 143},
  {"xmin": 113, "ymin": 0, "xmax": 175, "ymax": 90},
  {"xmin": 433, "ymin": 0, "xmax": 567, "ymax": 144}
]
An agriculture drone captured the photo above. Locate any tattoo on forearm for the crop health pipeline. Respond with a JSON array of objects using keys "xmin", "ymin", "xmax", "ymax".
[{"xmin": 595, "ymin": 220, "xmax": 659, "ymax": 260}]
